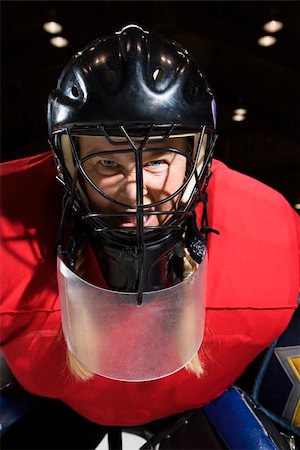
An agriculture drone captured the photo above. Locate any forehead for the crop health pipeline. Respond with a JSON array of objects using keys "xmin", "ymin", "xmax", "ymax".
[{"xmin": 77, "ymin": 135, "xmax": 193, "ymax": 155}]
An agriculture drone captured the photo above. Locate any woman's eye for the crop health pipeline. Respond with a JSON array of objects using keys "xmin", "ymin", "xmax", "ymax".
[
  {"xmin": 148, "ymin": 160, "xmax": 166, "ymax": 167},
  {"xmin": 99, "ymin": 160, "xmax": 117, "ymax": 168}
]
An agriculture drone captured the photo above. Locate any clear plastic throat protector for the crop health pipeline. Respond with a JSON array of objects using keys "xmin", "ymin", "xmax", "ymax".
[{"xmin": 57, "ymin": 250, "xmax": 207, "ymax": 382}]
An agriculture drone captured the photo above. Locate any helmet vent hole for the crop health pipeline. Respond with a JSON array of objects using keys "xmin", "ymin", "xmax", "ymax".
[
  {"xmin": 106, "ymin": 68, "xmax": 117, "ymax": 82},
  {"xmin": 71, "ymin": 86, "xmax": 79, "ymax": 97},
  {"xmin": 190, "ymin": 85, "xmax": 199, "ymax": 97},
  {"xmin": 153, "ymin": 67, "xmax": 164, "ymax": 82}
]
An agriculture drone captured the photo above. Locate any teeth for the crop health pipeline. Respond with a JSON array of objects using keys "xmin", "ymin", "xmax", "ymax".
[
  {"xmin": 120, "ymin": 213, "xmax": 150, "ymax": 226},
  {"xmin": 127, "ymin": 215, "xmax": 149, "ymax": 224}
]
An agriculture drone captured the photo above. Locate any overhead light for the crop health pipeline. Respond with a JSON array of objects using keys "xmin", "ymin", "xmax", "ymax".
[
  {"xmin": 50, "ymin": 36, "xmax": 69, "ymax": 48},
  {"xmin": 257, "ymin": 35, "xmax": 277, "ymax": 47},
  {"xmin": 263, "ymin": 20, "xmax": 283, "ymax": 33},
  {"xmin": 232, "ymin": 114, "xmax": 246, "ymax": 122},
  {"xmin": 43, "ymin": 21, "xmax": 63, "ymax": 34},
  {"xmin": 234, "ymin": 108, "xmax": 247, "ymax": 115},
  {"xmin": 294, "ymin": 202, "xmax": 300, "ymax": 211}
]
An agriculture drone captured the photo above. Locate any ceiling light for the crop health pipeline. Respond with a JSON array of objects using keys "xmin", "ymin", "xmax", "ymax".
[
  {"xmin": 263, "ymin": 20, "xmax": 283, "ymax": 33},
  {"xmin": 234, "ymin": 108, "xmax": 247, "ymax": 115},
  {"xmin": 43, "ymin": 21, "xmax": 63, "ymax": 34},
  {"xmin": 232, "ymin": 114, "xmax": 246, "ymax": 122},
  {"xmin": 294, "ymin": 203, "xmax": 300, "ymax": 210},
  {"xmin": 50, "ymin": 36, "xmax": 69, "ymax": 48},
  {"xmin": 257, "ymin": 35, "xmax": 277, "ymax": 47}
]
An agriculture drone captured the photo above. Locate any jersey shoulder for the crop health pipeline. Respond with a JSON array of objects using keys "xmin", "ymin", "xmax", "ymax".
[
  {"xmin": 205, "ymin": 159, "xmax": 299, "ymax": 310},
  {"xmin": 1, "ymin": 152, "xmax": 61, "ymax": 329}
]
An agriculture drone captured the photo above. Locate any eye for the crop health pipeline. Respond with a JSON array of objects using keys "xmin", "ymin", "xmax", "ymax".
[
  {"xmin": 148, "ymin": 160, "xmax": 165, "ymax": 167},
  {"xmin": 145, "ymin": 159, "xmax": 169, "ymax": 174},
  {"xmin": 94, "ymin": 159, "xmax": 120, "ymax": 175},
  {"xmin": 98, "ymin": 159, "xmax": 118, "ymax": 168}
]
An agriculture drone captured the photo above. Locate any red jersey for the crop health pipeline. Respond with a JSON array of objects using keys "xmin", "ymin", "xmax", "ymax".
[{"xmin": 1, "ymin": 152, "xmax": 299, "ymax": 426}]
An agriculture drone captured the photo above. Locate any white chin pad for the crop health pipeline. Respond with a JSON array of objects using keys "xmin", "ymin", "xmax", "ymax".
[{"xmin": 180, "ymin": 133, "xmax": 207, "ymax": 205}]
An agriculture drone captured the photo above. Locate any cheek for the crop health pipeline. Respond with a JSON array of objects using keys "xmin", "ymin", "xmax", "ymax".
[
  {"xmin": 82, "ymin": 174, "xmax": 123, "ymax": 207},
  {"xmin": 82, "ymin": 179, "xmax": 108, "ymax": 210},
  {"xmin": 154, "ymin": 163, "xmax": 187, "ymax": 215},
  {"xmin": 155, "ymin": 162, "xmax": 186, "ymax": 197},
  {"xmin": 84, "ymin": 184, "xmax": 103, "ymax": 209}
]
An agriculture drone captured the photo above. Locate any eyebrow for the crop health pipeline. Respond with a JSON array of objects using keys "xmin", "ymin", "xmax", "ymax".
[{"xmin": 79, "ymin": 142, "xmax": 188, "ymax": 162}]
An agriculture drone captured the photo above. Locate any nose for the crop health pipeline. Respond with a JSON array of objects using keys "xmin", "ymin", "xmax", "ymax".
[
  {"xmin": 122, "ymin": 170, "xmax": 148, "ymax": 207},
  {"xmin": 124, "ymin": 178, "xmax": 137, "ymax": 206}
]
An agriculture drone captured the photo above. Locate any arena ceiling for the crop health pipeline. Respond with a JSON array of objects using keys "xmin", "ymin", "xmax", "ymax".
[{"xmin": 1, "ymin": 1, "xmax": 299, "ymax": 207}]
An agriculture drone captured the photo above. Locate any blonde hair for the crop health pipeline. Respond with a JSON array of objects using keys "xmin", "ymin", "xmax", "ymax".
[
  {"xmin": 66, "ymin": 245, "xmax": 204, "ymax": 381},
  {"xmin": 67, "ymin": 344, "xmax": 204, "ymax": 381}
]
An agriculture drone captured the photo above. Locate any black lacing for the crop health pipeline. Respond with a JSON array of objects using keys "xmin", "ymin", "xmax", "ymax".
[{"xmin": 200, "ymin": 171, "xmax": 220, "ymax": 241}]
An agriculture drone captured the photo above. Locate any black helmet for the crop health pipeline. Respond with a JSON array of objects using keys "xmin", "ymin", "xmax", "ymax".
[
  {"xmin": 48, "ymin": 23, "xmax": 215, "ymax": 133},
  {"xmin": 48, "ymin": 24, "xmax": 217, "ymax": 302}
]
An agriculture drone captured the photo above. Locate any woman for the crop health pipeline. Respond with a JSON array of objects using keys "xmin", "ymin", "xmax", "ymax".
[{"xmin": 1, "ymin": 24, "xmax": 299, "ymax": 449}]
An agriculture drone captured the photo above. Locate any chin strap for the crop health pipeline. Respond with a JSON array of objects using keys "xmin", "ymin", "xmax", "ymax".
[
  {"xmin": 185, "ymin": 170, "xmax": 220, "ymax": 264},
  {"xmin": 200, "ymin": 168, "xmax": 220, "ymax": 240},
  {"xmin": 185, "ymin": 214, "xmax": 207, "ymax": 264},
  {"xmin": 200, "ymin": 190, "xmax": 220, "ymax": 240}
]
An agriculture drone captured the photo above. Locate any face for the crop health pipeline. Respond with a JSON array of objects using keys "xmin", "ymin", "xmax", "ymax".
[{"xmin": 77, "ymin": 136, "xmax": 190, "ymax": 228}]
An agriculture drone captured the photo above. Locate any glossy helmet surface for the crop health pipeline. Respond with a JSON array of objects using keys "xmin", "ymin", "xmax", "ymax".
[
  {"xmin": 48, "ymin": 24, "xmax": 215, "ymax": 132},
  {"xmin": 48, "ymin": 24, "xmax": 217, "ymax": 298}
]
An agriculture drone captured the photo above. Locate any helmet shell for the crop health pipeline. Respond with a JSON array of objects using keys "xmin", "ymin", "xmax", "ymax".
[{"xmin": 48, "ymin": 24, "xmax": 216, "ymax": 135}]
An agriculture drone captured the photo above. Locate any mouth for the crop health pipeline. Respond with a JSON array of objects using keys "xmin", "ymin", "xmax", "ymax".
[{"xmin": 120, "ymin": 213, "xmax": 152, "ymax": 227}]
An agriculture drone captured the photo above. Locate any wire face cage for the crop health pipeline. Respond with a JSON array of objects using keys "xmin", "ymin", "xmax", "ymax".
[
  {"xmin": 55, "ymin": 124, "xmax": 216, "ymax": 228},
  {"xmin": 53, "ymin": 122, "xmax": 216, "ymax": 302}
]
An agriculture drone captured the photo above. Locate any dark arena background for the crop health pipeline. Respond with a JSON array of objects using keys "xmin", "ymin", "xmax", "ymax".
[{"xmin": 1, "ymin": 1, "xmax": 299, "ymax": 210}]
